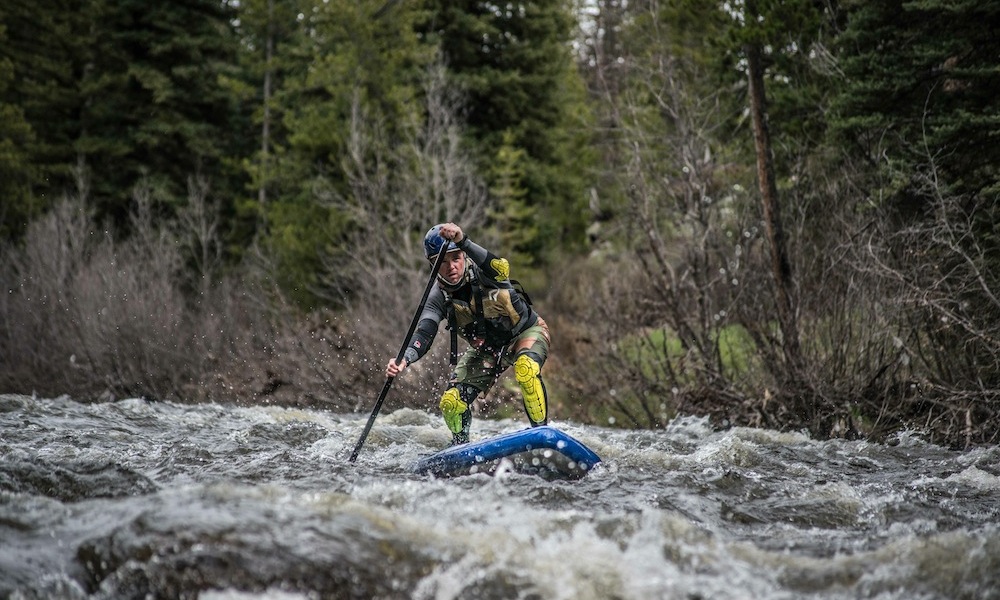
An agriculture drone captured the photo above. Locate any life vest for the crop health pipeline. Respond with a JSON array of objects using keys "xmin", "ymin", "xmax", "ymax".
[{"xmin": 441, "ymin": 263, "xmax": 535, "ymax": 366}]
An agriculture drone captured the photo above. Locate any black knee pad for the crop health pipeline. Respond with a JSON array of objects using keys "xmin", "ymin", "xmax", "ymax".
[{"xmin": 455, "ymin": 383, "xmax": 480, "ymax": 405}]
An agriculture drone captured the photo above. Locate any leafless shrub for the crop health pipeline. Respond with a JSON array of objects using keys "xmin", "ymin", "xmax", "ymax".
[
  {"xmin": 734, "ymin": 129, "xmax": 1000, "ymax": 447},
  {"xmin": 176, "ymin": 174, "xmax": 223, "ymax": 297},
  {"xmin": 305, "ymin": 59, "xmax": 494, "ymax": 410},
  {"xmin": 1, "ymin": 178, "xmax": 96, "ymax": 394},
  {"xmin": 0, "ymin": 172, "xmax": 196, "ymax": 398},
  {"xmin": 558, "ymin": 44, "xmax": 766, "ymax": 428},
  {"xmin": 314, "ymin": 60, "xmax": 490, "ymax": 302},
  {"xmin": 0, "ymin": 171, "xmax": 325, "ymax": 406},
  {"xmin": 766, "ymin": 153, "xmax": 901, "ymax": 437},
  {"xmin": 844, "ymin": 166, "xmax": 1000, "ymax": 446}
]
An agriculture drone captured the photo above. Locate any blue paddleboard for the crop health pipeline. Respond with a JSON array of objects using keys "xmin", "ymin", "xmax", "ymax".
[{"xmin": 411, "ymin": 425, "xmax": 601, "ymax": 479}]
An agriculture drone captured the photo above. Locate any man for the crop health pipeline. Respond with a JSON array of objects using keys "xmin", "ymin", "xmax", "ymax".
[{"xmin": 386, "ymin": 222, "xmax": 551, "ymax": 445}]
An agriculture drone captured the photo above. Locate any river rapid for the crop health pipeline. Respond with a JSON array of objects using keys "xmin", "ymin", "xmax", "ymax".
[{"xmin": 1, "ymin": 393, "xmax": 998, "ymax": 600}]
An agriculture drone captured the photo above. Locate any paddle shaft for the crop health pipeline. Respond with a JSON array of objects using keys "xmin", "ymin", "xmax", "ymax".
[{"xmin": 348, "ymin": 245, "xmax": 452, "ymax": 462}]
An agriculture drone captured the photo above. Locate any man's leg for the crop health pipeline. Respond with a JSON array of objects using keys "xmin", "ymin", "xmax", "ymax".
[
  {"xmin": 441, "ymin": 346, "xmax": 499, "ymax": 445},
  {"xmin": 439, "ymin": 383, "xmax": 479, "ymax": 445},
  {"xmin": 509, "ymin": 319, "xmax": 551, "ymax": 427},
  {"xmin": 514, "ymin": 352, "xmax": 548, "ymax": 427}
]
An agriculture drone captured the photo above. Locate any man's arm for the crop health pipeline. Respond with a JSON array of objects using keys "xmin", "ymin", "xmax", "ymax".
[
  {"xmin": 386, "ymin": 287, "xmax": 446, "ymax": 376},
  {"xmin": 402, "ymin": 317, "xmax": 439, "ymax": 364}
]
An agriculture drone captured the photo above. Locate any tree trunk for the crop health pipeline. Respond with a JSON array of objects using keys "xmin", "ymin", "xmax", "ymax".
[
  {"xmin": 258, "ymin": 0, "xmax": 274, "ymax": 222},
  {"xmin": 744, "ymin": 41, "xmax": 803, "ymax": 376}
]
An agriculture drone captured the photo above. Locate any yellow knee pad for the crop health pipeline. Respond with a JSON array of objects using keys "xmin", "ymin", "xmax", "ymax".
[
  {"xmin": 514, "ymin": 354, "xmax": 547, "ymax": 425},
  {"xmin": 439, "ymin": 387, "xmax": 468, "ymax": 434}
]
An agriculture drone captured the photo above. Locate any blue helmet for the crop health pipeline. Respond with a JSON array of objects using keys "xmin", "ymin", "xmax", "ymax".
[{"xmin": 423, "ymin": 224, "xmax": 458, "ymax": 259}]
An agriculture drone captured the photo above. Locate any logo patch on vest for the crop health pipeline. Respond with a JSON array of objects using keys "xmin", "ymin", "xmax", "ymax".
[{"xmin": 490, "ymin": 257, "xmax": 510, "ymax": 281}]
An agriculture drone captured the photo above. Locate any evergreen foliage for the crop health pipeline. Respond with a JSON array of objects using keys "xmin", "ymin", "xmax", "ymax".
[
  {"xmin": 488, "ymin": 130, "xmax": 537, "ymax": 267},
  {"xmin": 833, "ymin": 0, "xmax": 1000, "ymax": 201},
  {"xmin": 229, "ymin": 0, "xmax": 303, "ymax": 246},
  {"xmin": 0, "ymin": 0, "xmax": 85, "ymax": 236},
  {"xmin": 0, "ymin": 17, "xmax": 35, "ymax": 239},
  {"xmin": 257, "ymin": 0, "xmax": 434, "ymax": 307},
  {"xmin": 418, "ymin": 0, "xmax": 594, "ymax": 254},
  {"xmin": 75, "ymin": 0, "xmax": 244, "ymax": 224}
]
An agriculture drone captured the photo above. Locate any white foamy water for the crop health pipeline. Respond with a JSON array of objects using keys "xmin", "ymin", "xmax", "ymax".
[{"xmin": 1, "ymin": 394, "xmax": 998, "ymax": 599}]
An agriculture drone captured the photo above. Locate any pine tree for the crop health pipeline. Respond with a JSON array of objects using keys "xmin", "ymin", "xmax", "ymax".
[
  {"xmin": 277, "ymin": 0, "xmax": 430, "ymax": 200},
  {"xmin": 0, "ymin": 0, "xmax": 89, "ymax": 237},
  {"xmin": 833, "ymin": 0, "xmax": 1000, "ymax": 200},
  {"xmin": 229, "ymin": 0, "xmax": 305, "ymax": 248},
  {"xmin": 256, "ymin": 0, "xmax": 434, "ymax": 307},
  {"xmin": 76, "ymin": 0, "xmax": 244, "ymax": 223},
  {"xmin": 0, "ymin": 15, "xmax": 36, "ymax": 239},
  {"xmin": 419, "ymin": 0, "xmax": 594, "ymax": 255},
  {"xmin": 488, "ymin": 130, "xmax": 537, "ymax": 266}
]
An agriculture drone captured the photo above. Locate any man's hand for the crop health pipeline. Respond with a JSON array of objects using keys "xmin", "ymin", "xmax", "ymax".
[
  {"xmin": 438, "ymin": 222, "xmax": 464, "ymax": 244},
  {"xmin": 386, "ymin": 358, "xmax": 408, "ymax": 378}
]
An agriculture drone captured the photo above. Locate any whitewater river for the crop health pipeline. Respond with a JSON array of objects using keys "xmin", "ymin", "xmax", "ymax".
[{"xmin": 1, "ymin": 394, "xmax": 997, "ymax": 599}]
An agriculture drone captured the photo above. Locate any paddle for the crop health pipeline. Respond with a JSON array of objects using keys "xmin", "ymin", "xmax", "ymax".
[{"xmin": 348, "ymin": 242, "xmax": 452, "ymax": 462}]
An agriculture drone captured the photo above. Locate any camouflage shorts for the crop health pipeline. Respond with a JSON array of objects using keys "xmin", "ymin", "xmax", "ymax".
[{"xmin": 452, "ymin": 318, "xmax": 550, "ymax": 392}]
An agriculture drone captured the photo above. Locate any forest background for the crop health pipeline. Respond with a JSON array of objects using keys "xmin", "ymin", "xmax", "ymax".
[{"xmin": 2, "ymin": 0, "xmax": 998, "ymax": 448}]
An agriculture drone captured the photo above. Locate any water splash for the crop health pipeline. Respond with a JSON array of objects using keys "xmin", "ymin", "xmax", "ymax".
[{"xmin": 1, "ymin": 394, "xmax": 998, "ymax": 599}]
